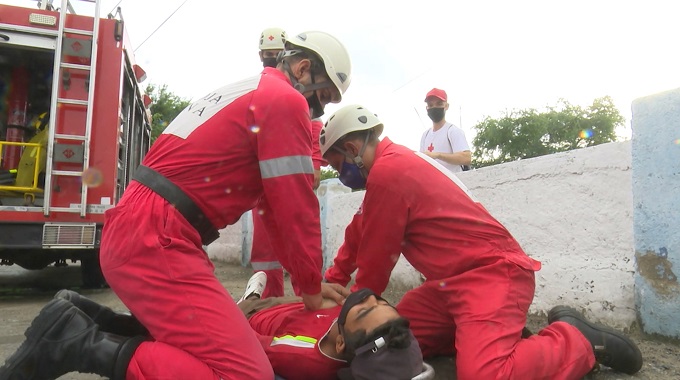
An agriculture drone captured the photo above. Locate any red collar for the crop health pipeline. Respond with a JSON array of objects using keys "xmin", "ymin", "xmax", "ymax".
[{"xmin": 372, "ymin": 137, "xmax": 393, "ymax": 167}]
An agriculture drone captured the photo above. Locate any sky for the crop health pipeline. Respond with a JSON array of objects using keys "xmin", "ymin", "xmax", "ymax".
[{"xmin": 3, "ymin": 0, "xmax": 680, "ymax": 151}]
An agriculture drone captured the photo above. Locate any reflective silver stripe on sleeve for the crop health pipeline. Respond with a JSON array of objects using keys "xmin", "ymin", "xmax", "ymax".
[
  {"xmin": 259, "ymin": 155, "xmax": 314, "ymax": 179},
  {"xmin": 251, "ymin": 261, "xmax": 282, "ymax": 270}
]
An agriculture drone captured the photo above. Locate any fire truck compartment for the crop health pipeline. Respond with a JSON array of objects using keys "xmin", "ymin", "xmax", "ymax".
[{"xmin": 1, "ymin": 2, "xmax": 152, "ymax": 288}]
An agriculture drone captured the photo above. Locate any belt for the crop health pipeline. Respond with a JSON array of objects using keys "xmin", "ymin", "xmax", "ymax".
[{"xmin": 132, "ymin": 165, "xmax": 220, "ymax": 245}]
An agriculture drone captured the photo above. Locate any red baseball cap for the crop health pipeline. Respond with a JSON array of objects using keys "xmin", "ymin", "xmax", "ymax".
[{"xmin": 424, "ymin": 88, "xmax": 447, "ymax": 102}]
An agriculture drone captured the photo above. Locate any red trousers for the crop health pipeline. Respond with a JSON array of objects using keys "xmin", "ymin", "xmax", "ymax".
[
  {"xmin": 251, "ymin": 209, "xmax": 285, "ymax": 298},
  {"xmin": 396, "ymin": 259, "xmax": 596, "ymax": 380},
  {"xmin": 100, "ymin": 187, "xmax": 274, "ymax": 379}
]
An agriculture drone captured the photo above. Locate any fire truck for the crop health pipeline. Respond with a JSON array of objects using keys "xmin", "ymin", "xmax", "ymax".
[{"xmin": 0, "ymin": 0, "xmax": 152, "ymax": 287}]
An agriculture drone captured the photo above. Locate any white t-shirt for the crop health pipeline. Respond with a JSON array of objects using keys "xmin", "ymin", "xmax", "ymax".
[{"xmin": 419, "ymin": 122, "xmax": 470, "ymax": 173}]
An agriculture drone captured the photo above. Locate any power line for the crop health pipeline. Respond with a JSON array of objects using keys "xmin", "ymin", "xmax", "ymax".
[
  {"xmin": 392, "ymin": 67, "xmax": 432, "ymax": 93},
  {"xmin": 108, "ymin": 0, "xmax": 123, "ymax": 16},
  {"xmin": 133, "ymin": 0, "xmax": 189, "ymax": 53}
]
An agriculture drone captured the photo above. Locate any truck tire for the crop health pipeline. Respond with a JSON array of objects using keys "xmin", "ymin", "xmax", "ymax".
[{"xmin": 80, "ymin": 255, "xmax": 108, "ymax": 288}]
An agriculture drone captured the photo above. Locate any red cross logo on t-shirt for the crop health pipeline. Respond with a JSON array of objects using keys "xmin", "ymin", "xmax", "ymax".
[{"xmin": 428, "ymin": 143, "xmax": 434, "ymax": 152}]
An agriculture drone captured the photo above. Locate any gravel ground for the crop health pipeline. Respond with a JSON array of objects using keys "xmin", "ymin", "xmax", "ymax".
[{"xmin": 0, "ymin": 260, "xmax": 678, "ymax": 379}]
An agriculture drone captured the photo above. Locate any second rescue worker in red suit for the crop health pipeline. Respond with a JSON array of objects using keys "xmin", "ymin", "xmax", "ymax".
[
  {"xmin": 250, "ymin": 27, "xmax": 327, "ymax": 298},
  {"xmin": 0, "ymin": 31, "xmax": 352, "ymax": 380},
  {"xmin": 319, "ymin": 104, "xmax": 643, "ymax": 379},
  {"xmin": 250, "ymin": 26, "xmax": 289, "ymax": 298}
]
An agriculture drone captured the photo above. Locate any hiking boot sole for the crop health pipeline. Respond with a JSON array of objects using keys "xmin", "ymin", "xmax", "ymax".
[{"xmin": 548, "ymin": 305, "xmax": 643, "ymax": 375}]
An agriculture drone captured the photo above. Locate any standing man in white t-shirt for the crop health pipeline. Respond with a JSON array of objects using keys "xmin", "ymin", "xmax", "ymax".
[{"xmin": 419, "ymin": 88, "xmax": 471, "ymax": 173}]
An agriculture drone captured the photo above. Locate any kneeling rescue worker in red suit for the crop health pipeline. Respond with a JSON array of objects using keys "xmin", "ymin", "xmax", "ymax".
[
  {"xmin": 320, "ymin": 104, "xmax": 644, "ymax": 380},
  {"xmin": 0, "ymin": 31, "xmax": 353, "ymax": 380}
]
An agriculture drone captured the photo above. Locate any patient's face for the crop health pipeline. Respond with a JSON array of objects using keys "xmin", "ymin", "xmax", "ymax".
[{"xmin": 342, "ymin": 294, "xmax": 400, "ymax": 335}]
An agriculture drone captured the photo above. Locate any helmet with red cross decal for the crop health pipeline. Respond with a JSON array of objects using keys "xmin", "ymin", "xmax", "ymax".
[{"xmin": 259, "ymin": 27, "xmax": 287, "ymax": 51}]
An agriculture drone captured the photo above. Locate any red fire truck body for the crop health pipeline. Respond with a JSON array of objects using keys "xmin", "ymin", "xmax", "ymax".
[{"xmin": 0, "ymin": 1, "xmax": 151, "ymax": 286}]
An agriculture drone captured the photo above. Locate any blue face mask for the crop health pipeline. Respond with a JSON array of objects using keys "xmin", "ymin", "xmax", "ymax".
[
  {"xmin": 336, "ymin": 131, "xmax": 372, "ymax": 190},
  {"xmin": 339, "ymin": 161, "xmax": 367, "ymax": 190}
]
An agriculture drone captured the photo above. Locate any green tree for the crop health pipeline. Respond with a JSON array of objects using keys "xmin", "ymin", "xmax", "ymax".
[
  {"xmin": 320, "ymin": 167, "xmax": 338, "ymax": 181},
  {"xmin": 472, "ymin": 96, "xmax": 624, "ymax": 168},
  {"xmin": 145, "ymin": 84, "xmax": 190, "ymax": 143}
]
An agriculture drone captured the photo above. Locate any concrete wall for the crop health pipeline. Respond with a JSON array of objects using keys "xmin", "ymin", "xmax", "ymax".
[
  {"xmin": 320, "ymin": 142, "xmax": 636, "ymax": 329},
  {"xmin": 631, "ymin": 88, "xmax": 680, "ymax": 339},
  {"xmin": 458, "ymin": 142, "xmax": 635, "ymax": 328},
  {"xmin": 208, "ymin": 141, "xmax": 637, "ymax": 329},
  {"xmin": 206, "ymin": 215, "xmax": 243, "ymax": 265}
]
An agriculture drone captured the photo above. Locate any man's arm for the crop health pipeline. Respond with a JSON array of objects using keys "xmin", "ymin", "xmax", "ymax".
[
  {"xmin": 351, "ymin": 180, "xmax": 409, "ymax": 295},
  {"xmin": 311, "ymin": 118, "xmax": 326, "ymax": 190},
  {"xmin": 237, "ymin": 295, "xmax": 303, "ymax": 320},
  {"xmin": 423, "ymin": 125, "xmax": 471, "ymax": 165},
  {"xmin": 263, "ymin": 339, "xmax": 344, "ymax": 380},
  {"xmin": 255, "ymin": 91, "xmax": 323, "ymax": 308},
  {"xmin": 313, "ymin": 169, "xmax": 321, "ymax": 190},
  {"xmin": 324, "ymin": 210, "xmax": 363, "ymax": 286},
  {"xmin": 425, "ymin": 150, "xmax": 471, "ymax": 165}
]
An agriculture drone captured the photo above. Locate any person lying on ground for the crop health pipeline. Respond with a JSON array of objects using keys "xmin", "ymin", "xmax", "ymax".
[
  {"xmin": 235, "ymin": 271, "xmax": 423, "ymax": 380},
  {"xmin": 0, "ymin": 274, "xmax": 423, "ymax": 380}
]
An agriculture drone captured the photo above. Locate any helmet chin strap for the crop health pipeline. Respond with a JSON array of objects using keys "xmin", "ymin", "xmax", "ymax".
[
  {"xmin": 282, "ymin": 60, "xmax": 328, "ymax": 118},
  {"xmin": 334, "ymin": 131, "xmax": 372, "ymax": 178},
  {"xmin": 282, "ymin": 60, "xmax": 304, "ymax": 92},
  {"xmin": 282, "ymin": 60, "xmax": 332, "ymax": 94}
]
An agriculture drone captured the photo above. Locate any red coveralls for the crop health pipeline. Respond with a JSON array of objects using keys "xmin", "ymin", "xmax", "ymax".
[
  {"xmin": 100, "ymin": 68, "xmax": 323, "ymax": 379},
  {"xmin": 250, "ymin": 119, "xmax": 327, "ymax": 297},
  {"xmin": 249, "ymin": 302, "xmax": 345, "ymax": 380},
  {"xmin": 324, "ymin": 137, "xmax": 596, "ymax": 380}
]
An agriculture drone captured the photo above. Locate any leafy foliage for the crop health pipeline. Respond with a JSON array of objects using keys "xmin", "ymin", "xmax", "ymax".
[
  {"xmin": 320, "ymin": 167, "xmax": 338, "ymax": 181},
  {"xmin": 471, "ymin": 96, "xmax": 624, "ymax": 168},
  {"xmin": 145, "ymin": 84, "xmax": 191, "ymax": 144}
]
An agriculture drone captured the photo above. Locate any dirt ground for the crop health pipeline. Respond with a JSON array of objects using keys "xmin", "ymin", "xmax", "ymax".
[{"xmin": 0, "ymin": 260, "xmax": 678, "ymax": 380}]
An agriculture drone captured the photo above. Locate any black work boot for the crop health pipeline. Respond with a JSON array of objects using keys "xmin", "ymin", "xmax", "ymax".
[
  {"xmin": 548, "ymin": 305, "xmax": 643, "ymax": 375},
  {"xmin": 55, "ymin": 289, "xmax": 149, "ymax": 337},
  {"xmin": 0, "ymin": 298, "xmax": 146, "ymax": 380}
]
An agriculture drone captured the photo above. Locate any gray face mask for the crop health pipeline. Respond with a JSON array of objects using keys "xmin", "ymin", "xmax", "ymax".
[
  {"xmin": 307, "ymin": 92, "xmax": 325, "ymax": 119},
  {"xmin": 427, "ymin": 107, "xmax": 445, "ymax": 122}
]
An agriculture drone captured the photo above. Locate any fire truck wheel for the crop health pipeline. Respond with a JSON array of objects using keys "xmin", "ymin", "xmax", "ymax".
[{"xmin": 80, "ymin": 256, "xmax": 108, "ymax": 289}]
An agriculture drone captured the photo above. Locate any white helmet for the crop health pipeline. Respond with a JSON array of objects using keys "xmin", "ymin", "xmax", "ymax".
[
  {"xmin": 260, "ymin": 27, "xmax": 287, "ymax": 50},
  {"xmin": 287, "ymin": 31, "xmax": 352, "ymax": 101},
  {"xmin": 319, "ymin": 104, "xmax": 383, "ymax": 156}
]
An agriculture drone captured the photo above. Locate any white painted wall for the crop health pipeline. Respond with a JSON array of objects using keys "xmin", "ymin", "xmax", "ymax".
[
  {"xmin": 209, "ymin": 140, "xmax": 636, "ymax": 329},
  {"xmin": 458, "ymin": 141, "xmax": 634, "ymax": 329},
  {"xmin": 206, "ymin": 214, "xmax": 244, "ymax": 264}
]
